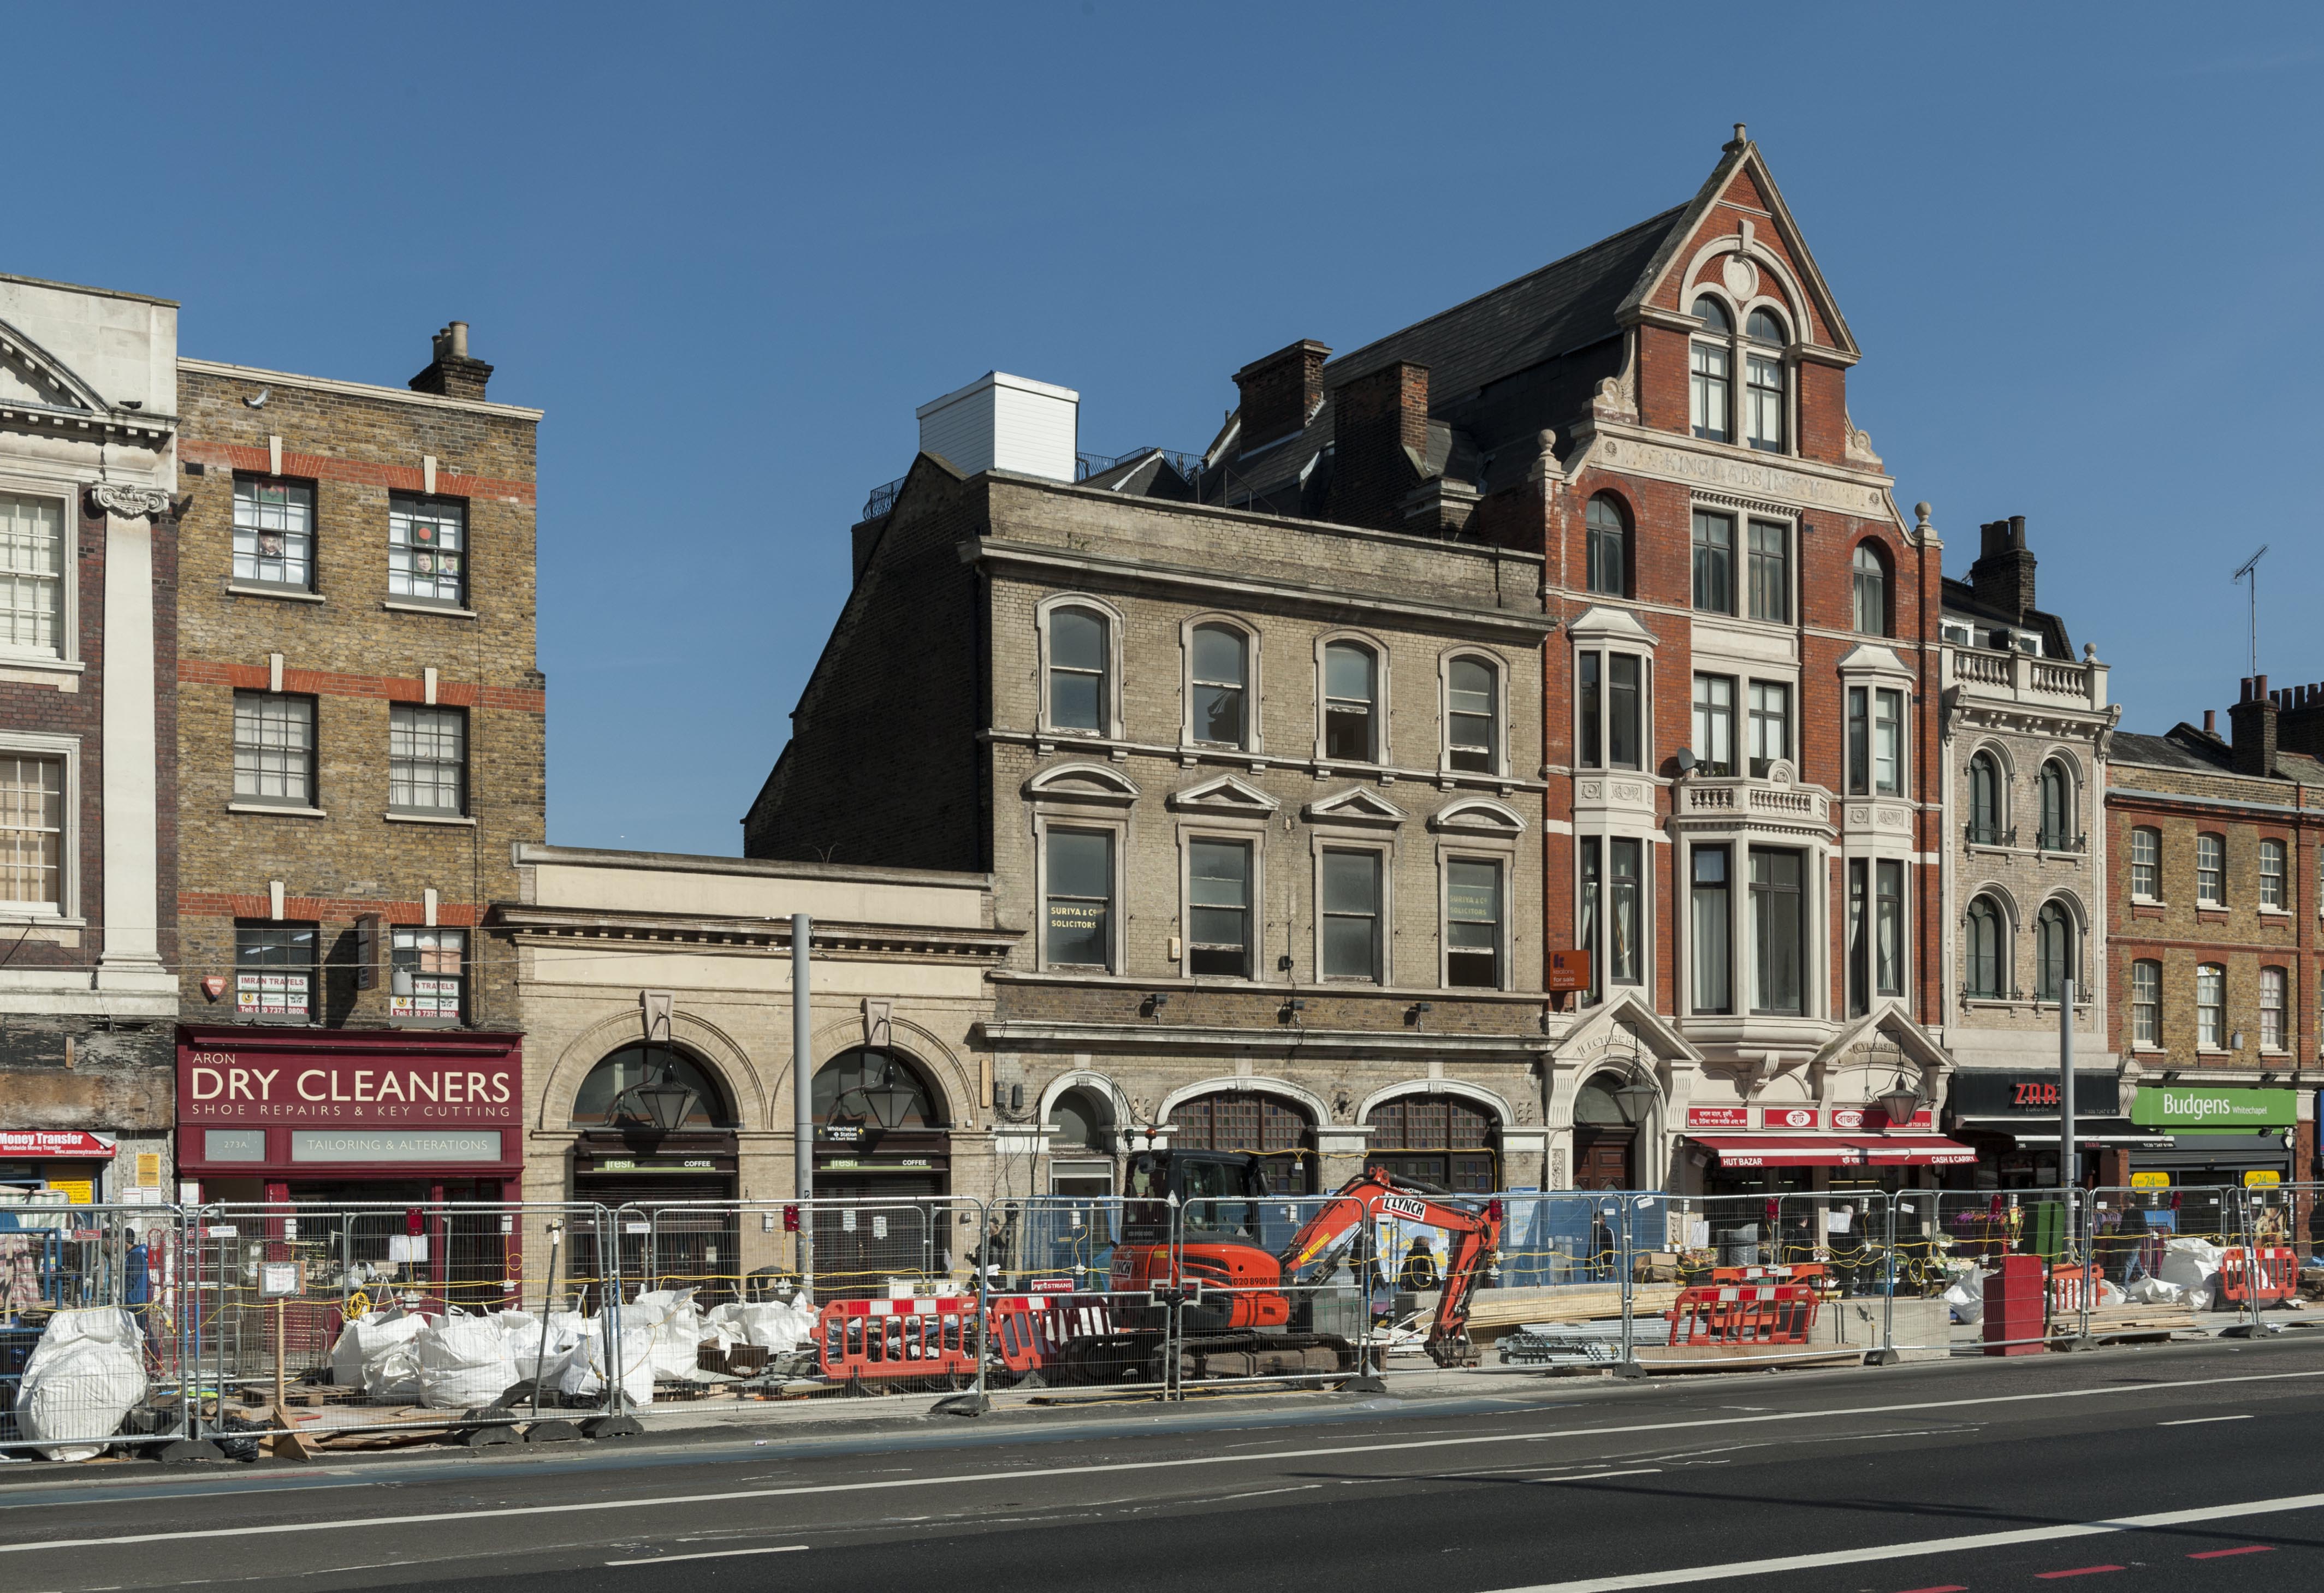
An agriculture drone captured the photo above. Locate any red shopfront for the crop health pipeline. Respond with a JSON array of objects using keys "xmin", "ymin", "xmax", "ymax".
[
  {"xmin": 1685, "ymin": 1104, "xmax": 1976, "ymax": 1195},
  {"xmin": 175, "ymin": 1026, "xmax": 524, "ymax": 1210}
]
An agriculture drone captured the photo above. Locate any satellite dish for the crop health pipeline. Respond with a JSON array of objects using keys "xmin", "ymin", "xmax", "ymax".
[{"xmin": 1673, "ymin": 747, "xmax": 1697, "ymax": 774}]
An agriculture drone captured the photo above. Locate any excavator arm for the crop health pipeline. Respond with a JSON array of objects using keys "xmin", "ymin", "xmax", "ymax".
[{"xmin": 1278, "ymin": 1168, "xmax": 1503, "ymax": 1368}]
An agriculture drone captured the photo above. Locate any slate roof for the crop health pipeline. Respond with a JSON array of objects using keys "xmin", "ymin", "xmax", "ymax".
[
  {"xmin": 1941, "ymin": 575, "xmax": 2076, "ymax": 659},
  {"xmin": 2110, "ymin": 727, "xmax": 2324, "ymax": 789}
]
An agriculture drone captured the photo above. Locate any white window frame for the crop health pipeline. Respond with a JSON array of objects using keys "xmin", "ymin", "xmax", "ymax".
[
  {"xmin": 1686, "ymin": 287, "xmax": 1799, "ymax": 459},
  {"xmin": 2129, "ymin": 825, "xmax": 2162, "ymax": 901},
  {"xmin": 0, "ymin": 732, "xmax": 78, "ymax": 921},
  {"xmin": 2259, "ymin": 838, "xmax": 2289, "ymax": 912},
  {"xmin": 2195, "ymin": 832, "xmax": 2226, "ymax": 908},
  {"xmin": 232, "ymin": 691, "xmax": 318, "ymax": 810},
  {"xmin": 1179, "ymin": 614, "xmax": 1259, "ymax": 755},
  {"xmin": 2261, "ymin": 965, "xmax": 2289, "ymax": 1053},
  {"xmin": 1313, "ymin": 629, "xmax": 1390, "ymax": 768},
  {"xmin": 1036, "ymin": 593, "xmax": 1125, "ymax": 742},
  {"xmin": 1311, "ymin": 832, "xmax": 1393, "ymax": 985},
  {"xmin": 2130, "ymin": 958, "xmax": 2162, "ymax": 1049},
  {"xmin": 0, "ymin": 477, "xmax": 78, "ymax": 669},
  {"xmin": 1438, "ymin": 647, "xmax": 1507, "ymax": 780},
  {"xmin": 388, "ymin": 702, "xmax": 467, "ymax": 816},
  {"xmin": 2195, "ymin": 962, "xmax": 2227, "ymax": 1051},
  {"xmin": 231, "ymin": 473, "xmax": 317, "ymax": 593},
  {"xmin": 1438, "ymin": 843, "xmax": 1516, "ymax": 992},
  {"xmin": 1177, "ymin": 817, "xmax": 1267, "ymax": 982},
  {"xmin": 1033, "ymin": 811, "xmax": 1126, "ymax": 976}
]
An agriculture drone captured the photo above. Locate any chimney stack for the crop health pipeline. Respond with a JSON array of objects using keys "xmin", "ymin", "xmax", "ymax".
[
  {"xmin": 1970, "ymin": 514, "xmax": 2038, "ymax": 623},
  {"xmin": 2276, "ymin": 676, "xmax": 2324, "ymax": 758},
  {"xmin": 1232, "ymin": 340, "xmax": 1330, "ymax": 456},
  {"xmin": 409, "ymin": 320, "xmax": 494, "ymax": 401},
  {"xmin": 2228, "ymin": 674, "xmax": 2278, "ymax": 777},
  {"xmin": 1325, "ymin": 360, "xmax": 1430, "ymax": 534}
]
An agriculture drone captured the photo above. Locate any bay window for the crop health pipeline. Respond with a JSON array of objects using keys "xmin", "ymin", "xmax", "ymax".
[
  {"xmin": 1576, "ymin": 650, "xmax": 1644, "ymax": 770},
  {"xmin": 1747, "ymin": 681, "xmax": 1789, "ymax": 777},
  {"xmin": 1691, "ymin": 845, "xmax": 1731, "ymax": 1014},
  {"xmin": 1692, "ymin": 674, "xmax": 1734, "ymax": 776},
  {"xmin": 1751, "ymin": 847, "xmax": 1805, "ymax": 1015}
]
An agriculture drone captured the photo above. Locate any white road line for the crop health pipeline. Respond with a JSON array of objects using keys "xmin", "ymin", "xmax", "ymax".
[
  {"xmin": 7, "ymin": 1366, "xmax": 2324, "ymax": 1558},
  {"xmin": 1546, "ymin": 1469, "xmax": 1662, "ymax": 1483},
  {"xmin": 1471, "ymin": 1488, "xmax": 2324, "ymax": 1592},
  {"xmin": 606, "ymin": 1545, "xmax": 807, "ymax": 1567},
  {"xmin": 2160, "ymin": 1414, "xmax": 2252, "ymax": 1426}
]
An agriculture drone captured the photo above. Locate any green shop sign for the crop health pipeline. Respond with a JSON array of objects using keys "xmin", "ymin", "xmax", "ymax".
[{"xmin": 2130, "ymin": 1086, "xmax": 2296, "ymax": 1128}]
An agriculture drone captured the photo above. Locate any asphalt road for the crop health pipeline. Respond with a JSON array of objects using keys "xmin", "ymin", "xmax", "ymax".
[{"xmin": 8, "ymin": 1335, "xmax": 2324, "ymax": 1593}]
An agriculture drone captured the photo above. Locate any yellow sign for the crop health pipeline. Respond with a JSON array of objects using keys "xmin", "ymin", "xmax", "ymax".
[
  {"xmin": 134, "ymin": 1152, "xmax": 162, "ymax": 1190},
  {"xmin": 2244, "ymin": 1170, "xmax": 2282, "ymax": 1188},
  {"xmin": 2129, "ymin": 1172, "xmax": 2170, "ymax": 1190},
  {"xmin": 48, "ymin": 1179, "xmax": 91, "ymax": 1205}
]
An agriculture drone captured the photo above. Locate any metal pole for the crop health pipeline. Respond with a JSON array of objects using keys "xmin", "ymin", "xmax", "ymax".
[
  {"xmin": 2060, "ymin": 978, "xmax": 2090, "ymax": 1345},
  {"xmin": 792, "ymin": 913, "xmax": 814, "ymax": 1294}
]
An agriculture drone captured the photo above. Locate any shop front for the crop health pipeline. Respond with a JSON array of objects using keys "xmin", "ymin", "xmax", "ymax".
[
  {"xmin": 1683, "ymin": 1103, "xmax": 1974, "ymax": 1197},
  {"xmin": 2126, "ymin": 1085, "xmax": 2297, "ymax": 1190},
  {"xmin": 0, "ymin": 1131, "xmax": 126, "ymax": 1206},
  {"xmin": 1942, "ymin": 1071, "xmax": 2167, "ymax": 1191}
]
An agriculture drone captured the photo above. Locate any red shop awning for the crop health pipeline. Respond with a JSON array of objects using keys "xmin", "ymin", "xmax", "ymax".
[
  {"xmin": 1848, "ymin": 1133, "xmax": 1977, "ymax": 1166},
  {"xmin": 1691, "ymin": 1136, "xmax": 1865, "ymax": 1168}
]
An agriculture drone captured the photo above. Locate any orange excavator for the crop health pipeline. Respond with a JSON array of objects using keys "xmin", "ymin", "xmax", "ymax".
[{"xmin": 1059, "ymin": 1151, "xmax": 1502, "ymax": 1383}]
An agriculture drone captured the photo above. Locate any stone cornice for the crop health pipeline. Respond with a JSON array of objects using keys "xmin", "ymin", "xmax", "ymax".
[
  {"xmin": 493, "ymin": 903, "xmax": 1018, "ymax": 961},
  {"xmin": 1567, "ymin": 420, "xmax": 1899, "ymax": 525},
  {"xmin": 86, "ymin": 483, "xmax": 172, "ymax": 519},
  {"xmin": 978, "ymin": 1017, "xmax": 1551, "ymax": 1057}
]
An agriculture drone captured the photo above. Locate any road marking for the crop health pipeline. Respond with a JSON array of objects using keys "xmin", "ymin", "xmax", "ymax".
[
  {"xmin": 10, "ymin": 1367, "xmax": 2324, "ymax": 1557},
  {"xmin": 1463, "ymin": 1489, "xmax": 2324, "ymax": 1591},
  {"xmin": 607, "ymin": 1545, "xmax": 807, "ymax": 1567},
  {"xmin": 2159, "ymin": 1415, "xmax": 2251, "ymax": 1426},
  {"xmin": 2189, "ymin": 1545, "xmax": 2274, "ymax": 1558},
  {"xmin": 1893, "ymin": 1586, "xmax": 1967, "ymax": 1592},
  {"xmin": 2035, "ymin": 1570, "xmax": 2125, "ymax": 1581},
  {"xmin": 1550, "ymin": 1469, "xmax": 1662, "ymax": 1483}
]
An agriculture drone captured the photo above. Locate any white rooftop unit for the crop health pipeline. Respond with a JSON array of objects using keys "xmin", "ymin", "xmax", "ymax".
[{"xmin": 915, "ymin": 371, "xmax": 1078, "ymax": 482}]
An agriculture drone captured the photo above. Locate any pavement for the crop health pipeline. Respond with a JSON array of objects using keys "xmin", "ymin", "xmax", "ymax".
[{"xmin": 6, "ymin": 1328, "xmax": 2324, "ymax": 1591}]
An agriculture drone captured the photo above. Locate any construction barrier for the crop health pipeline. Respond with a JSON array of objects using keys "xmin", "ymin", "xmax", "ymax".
[
  {"xmin": 989, "ymin": 1291, "xmax": 1113, "ymax": 1379},
  {"xmin": 2216, "ymin": 1247, "xmax": 2297, "ymax": 1306},
  {"xmin": 1666, "ymin": 1284, "xmax": 1819, "ymax": 1346},
  {"xmin": 817, "ymin": 1297, "xmax": 979, "ymax": 1386}
]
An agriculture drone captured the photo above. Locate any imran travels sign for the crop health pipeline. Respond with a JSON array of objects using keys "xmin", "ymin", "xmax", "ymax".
[{"xmin": 2129, "ymin": 1086, "xmax": 2295, "ymax": 1129}]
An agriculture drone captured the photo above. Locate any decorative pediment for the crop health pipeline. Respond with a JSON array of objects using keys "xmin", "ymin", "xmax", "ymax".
[
  {"xmin": 1166, "ymin": 774, "xmax": 1278, "ymax": 815},
  {"xmin": 1022, "ymin": 760, "xmax": 1140, "ymax": 806},
  {"xmin": 1566, "ymin": 604, "xmax": 1659, "ymax": 649},
  {"xmin": 1427, "ymin": 797, "xmax": 1525, "ymax": 835},
  {"xmin": 0, "ymin": 316, "xmax": 105, "ymax": 413},
  {"xmin": 1812, "ymin": 1005, "xmax": 1951, "ymax": 1084},
  {"xmin": 1302, "ymin": 787, "xmax": 1407, "ymax": 828},
  {"xmin": 1836, "ymin": 641, "xmax": 1912, "ymax": 680},
  {"xmin": 1554, "ymin": 990, "xmax": 1705, "ymax": 1071}
]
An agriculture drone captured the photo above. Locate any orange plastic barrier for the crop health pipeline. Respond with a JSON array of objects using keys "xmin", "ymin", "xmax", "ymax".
[
  {"xmin": 2217, "ymin": 1247, "xmax": 2297, "ymax": 1305},
  {"xmin": 2049, "ymin": 1262, "xmax": 2101, "ymax": 1314},
  {"xmin": 1666, "ymin": 1283, "xmax": 1819, "ymax": 1346},
  {"xmin": 1709, "ymin": 1263, "xmax": 1830, "ymax": 1286},
  {"xmin": 816, "ymin": 1297, "xmax": 979, "ymax": 1383},
  {"xmin": 988, "ymin": 1293, "xmax": 1114, "ymax": 1375}
]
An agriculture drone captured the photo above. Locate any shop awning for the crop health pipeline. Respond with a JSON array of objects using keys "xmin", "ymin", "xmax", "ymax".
[
  {"xmin": 1848, "ymin": 1134, "xmax": 1978, "ymax": 1166},
  {"xmin": 1691, "ymin": 1136, "xmax": 1864, "ymax": 1168},
  {"xmin": 1691, "ymin": 1134, "xmax": 1978, "ymax": 1168}
]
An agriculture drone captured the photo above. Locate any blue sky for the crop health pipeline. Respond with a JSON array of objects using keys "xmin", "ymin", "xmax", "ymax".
[{"xmin": 11, "ymin": 5, "xmax": 2321, "ymax": 854}]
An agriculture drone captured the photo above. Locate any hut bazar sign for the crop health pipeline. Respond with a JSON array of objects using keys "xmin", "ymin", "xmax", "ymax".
[{"xmin": 177, "ymin": 1049, "xmax": 518, "ymax": 1125}]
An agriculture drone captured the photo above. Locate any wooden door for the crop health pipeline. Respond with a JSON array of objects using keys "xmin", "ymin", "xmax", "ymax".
[{"xmin": 1572, "ymin": 1129, "xmax": 1635, "ymax": 1191}]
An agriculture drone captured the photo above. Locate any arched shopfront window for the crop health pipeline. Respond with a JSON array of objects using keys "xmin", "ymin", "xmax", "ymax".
[
  {"xmin": 813, "ymin": 1047, "xmax": 948, "ymax": 1129},
  {"xmin": 1365, "ymin": 1096, "xmax": 1497, "ymax": 1194},
  {"xmin": 1166, "ymin": 1090, "xmax": 1315, "ymax": 1194},
  {"xmin": 570, "ymin": 1044, "xmax": 734, "ymax": 1128}
]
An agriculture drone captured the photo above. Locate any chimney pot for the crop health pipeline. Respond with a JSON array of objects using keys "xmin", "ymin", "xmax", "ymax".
[
  {"xmin": 449, "ymin": 320, "xmax": 470, "ymax": 359},
  {"xmin": 2204, "ymin": 710, "xmax": 2218, "ymax": 735}
]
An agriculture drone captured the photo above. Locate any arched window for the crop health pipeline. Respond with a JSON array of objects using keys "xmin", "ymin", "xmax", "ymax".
[
  {"xmin": 1969, "ymin": 752, "xmax": 2002, "ymax": 846},
  {"xmin": 1189, "ymin": 622, "xmax": 1249, "ymax": 748},
  {"xmin": 1046, "ymin": 604, "xmax": 1110, "ymax": 734},
  {"xmin": 1322, "ymin": 640, "xmax": 1378, "ymax": 762},
  {"xmin": 570, "ymin": 1044, "xmax": 733, "ymax": 1128},
  {"xmin": 2038, "ymin": 760, "xmax": 2073, "ymax": 851},
  {"xmin": 2034, "ymin": 901, "xmax": 2073, "ymax": 1002},
  {"xmin": 1366, "ymin": 1096, "xmax": 1496, "ymax": 1194},
  {"xmin": 1689, "ymin": 296, "xmax": 1732, "ymax": 443},
  {"xmin": 1048, "ymin": 1087, "xmax": 1113, "ymax": 1155},
  {"xmin": 1445, "ymin": 655, "xmax": 1498, "ymax": 774},
  {"xmin": 1743, "ymin": 310, "xmax": 1787, "ymax": 452},
  {"xmin": 812, "ymin": 1047, "xmax": 947, "ymax": 1130},
  {"xmin": 1166, "ymin": 1091, "xmax": 1315, "ymax": 1196},
  {"xmin": 1964, "ymin": 895, "xmax": 2005, "ymax": 1000},
  {"xmin": 1585, "ymin": 494, "xmax": 1630, "ymax": 597},
  {"xmin": 1852, "ymin": 543, "xmax": 1889, "ymax": 636}
]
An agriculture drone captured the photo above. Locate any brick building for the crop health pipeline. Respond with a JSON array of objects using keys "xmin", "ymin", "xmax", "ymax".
[
  {"xmin": 0, "ymin": 273, "xmax": 180, "ymax": 1204},
  {"xmin": 169, "ymin": 323, "xmax": 546, "ymax": 1212},
  {"xmin": 2106, "ymin": 677, "xmax": 2324, "ymax": 1195},
  {"xmin": 1169, "ymin": 129, "xmax": 1960, "ymax": 1197},
  {"xmin": 746, "ymin": 372, "xmax": 1555, "ymax": 1203},
  {"xmin": 1935, "ymin": 516, "xmax": 2123, "ymax": 1188}
]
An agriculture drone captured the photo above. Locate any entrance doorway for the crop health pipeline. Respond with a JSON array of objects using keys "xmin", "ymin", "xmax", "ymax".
[{"xmin": 1572, "ymin": 1129, "xmax": 1635, "ymax": 1190}]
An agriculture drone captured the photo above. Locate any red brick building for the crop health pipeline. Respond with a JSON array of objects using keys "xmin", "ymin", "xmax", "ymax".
[{"xmin": 1194, "ymin": 128, "xmax": 1953, "ymax": 1194}]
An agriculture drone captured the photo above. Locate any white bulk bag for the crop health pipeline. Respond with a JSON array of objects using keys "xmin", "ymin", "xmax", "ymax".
[
  {"xmin": 329, "ymin": 1310, "xmax": 428, "ymax": 1402},
  {"xmin": 15, "ymin": 1307, "xmax": 148, "ymax": 1462},
  {"xmin": 417, "ymin": 1311, "xmax": 519, "ymax": 1410},
  {"xmin": 2160, "ymin": 1237, "xmax": 2225, "ymax": 1310},
  {"xmin": 633, "ymin": 1289, "xmax": 702, "ymax": 1379},
  {"xmin": 552, "ymin": 1317, "xmax": 654, "ymax": 1406}
]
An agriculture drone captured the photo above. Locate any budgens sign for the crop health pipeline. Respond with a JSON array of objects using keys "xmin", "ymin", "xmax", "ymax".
[{"xmin": 2130, "ymin": 1086, "xmax": 2296, "ymax": 1128}]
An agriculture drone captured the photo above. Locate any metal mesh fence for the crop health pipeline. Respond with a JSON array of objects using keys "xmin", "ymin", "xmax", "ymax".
[{"xmin": 0, "ymin": 1203, "xmax": 185, "ymax": 1456}]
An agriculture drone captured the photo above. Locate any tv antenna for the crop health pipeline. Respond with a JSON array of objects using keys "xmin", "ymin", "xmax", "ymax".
[{"xmin": 2233, "ymin": 545, "xmax": 2268, "ymax": 677}]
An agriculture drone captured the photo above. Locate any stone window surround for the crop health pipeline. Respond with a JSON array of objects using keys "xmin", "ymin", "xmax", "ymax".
[
  {"xmin": 1030, "ymin": 807, "xmax": 1127, "ymax": 977},
  {"xmin": 0, "ymin": 728, "xmax": 81, "ymax": 925},
  {"xmin": 1307, "ymin": 823, "xmax": 1395, "ymax": 988},
  {"xmin": 1034, "ymin": 591, "xmax": 1127, "ymax": 744},
  {"xmin": 0, "ymin": 468, "xmax": 83, "ymax": 676},
  {"xmin": 1836, "ymin": 641, "xmax": 1915, "ymax": 798},
  {"xmin": 1682, "ymin": 280, "xmax": 1800, "ymax": 460},
  {"xmin": 1669, "ymin": 824, "xmax": 1830, "ymax": 1025},
  {"xmin": 1568, "ymin": 604, "xmax": 1657, "ymax": 775},
  {"xmin": 1176, "ymin": 611, "xmax": 1260, "ymax": 758},
  {"xmin": 1172, "ymin": 809, "xmax": 1271, "ymax": 984},
  {"xmin": 1434, "ymin": 830, "xmax": 1518, "ymax": 994},
  {"xmin": 1310, "ymin": 626, "xmax": 1393, "ymax": 769},
  {"xmin": 1574, "ymin": 823, "xmax": 1661, "ymax": 1006},
  {"xmin": 1436, "ymin": 644, "xmax": 1512, "ymax": 782}
]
